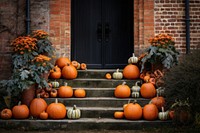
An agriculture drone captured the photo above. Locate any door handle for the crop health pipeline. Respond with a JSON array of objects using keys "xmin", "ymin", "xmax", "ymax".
[
  {"xmin": 105, "ymin": 23, "xmax": 111, "ymax": 43},
  {"xmin": 97, "ymin": 23, "xmax": 103, "ymax": 43}
]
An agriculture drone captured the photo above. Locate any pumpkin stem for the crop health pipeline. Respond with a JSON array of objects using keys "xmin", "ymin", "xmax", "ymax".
[
  {"xmin": 132, "ymin": 53, "xmax": 135, "ymax": 57},
  {"xmin": 73, "ymin": 105, "xmax": 77, "ymax": 110},
  {"xmin": 135, "ymin": 81, "xmax": 140, "ymax": 86},
  {"xmin": 133, "ymin": 99, "xmax": 137, "ymax": 104},
  {"xmin": 116, "ymin": 68, "xmax": 119, "ymax": 72},
  {"xmin": 18, "ymin": 101, "xmax": 22, "ymax": 106},
  {"xmin": 64, "ymin": 82, "xmax": 68, "ymax": 86},
  {"xmin": 122, "ymin": 81, "xmax": 126, "ymax": 85},
  {"xmin": 37, "ymin": 94, "xmax": 41, "ymax": 98},
  {"xmin": 55, "ymin": 98, "xmax": 58, "ymax": 104},
  {"xmin": 161, "ymin": 107, "xmax": 164, "ymax": 112}
]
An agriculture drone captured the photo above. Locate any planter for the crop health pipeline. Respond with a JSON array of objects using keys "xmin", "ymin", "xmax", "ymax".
[{"xmin": 21, "ymin": 84, "xmax": 36, "ymax": 107}]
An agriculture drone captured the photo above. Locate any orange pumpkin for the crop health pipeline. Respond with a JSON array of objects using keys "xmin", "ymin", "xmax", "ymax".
[
  {"xmin": 71, "ymin": 60, "xmax": 80, "ymax": 69},
  {"xmin": 39, "ymin": 111, "xmax": 48, "ymax": 120},
  {"xmin": 150, "ymin": 95, "xmax": 165, "ymax": 111},
  {"xmin": 29, "ymin": 95, "xmax": 48, "ymax": 118},
  {"xmin": 62, "ymin": 63, "xmax": 78, "ymax": 79},
  {"xmin": 1, "ymin": 108, "xmax": 12, "ymax": 119},
  {"xmin": 74, "ymin": 88, "xmax": 86, "ymax": 98},
  {"xmin": 49, "ymin": 66, "xmax": 62, "ymax": 79},
  {"xmin": 12, "ymin": 101, "xmax": 29, "ymax": 119},
  {"xmin": 123, "ymin": 64, "xmax": 140, "ymax": 79},
  {"xmin": 140, "ymin": 82, "xmax": 156, "ymax": 99},
  {"xmin": 105, "ymin": 73, "xmax": 112, "ymax": 79},
  {"xmin": 80, "ymin": 63, "xmax": 87, "ymax": 70},
  {"xmin": 46, "ymin": 99, "xmax": 66, "ymax": 119},
  {"xmin": 169, "ymin": 110, "xmax": 175, "ymax": 120},
  {"xmin": 114, "ymin": 82, "xmax": 131, "ymax": 98},
  {"xmin": 124, "ymin": 101, "xmax": 142, "ymax": 120},
  {"xmin": 143, "ymin": 103, "xmax": 158, "ymax": 121},
  {"xmin": 58, "ymin": 83, "xmax": 73, "ymax": 98},
  {"xmin": 114, "ymin": 111, "xmax": 124, "ymax": 119},
  {"xmin": 143, "ymin": 75, "xmax": 150, "ymax": 82},
  {"xmin": 55, "ymin": 57, "xmax": 71, "ymax": 68}
]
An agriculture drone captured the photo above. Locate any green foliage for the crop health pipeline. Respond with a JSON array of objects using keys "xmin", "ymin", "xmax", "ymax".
[{"xmin": 163, "ymin": 48, "xmax": 200, "ymax": 113}]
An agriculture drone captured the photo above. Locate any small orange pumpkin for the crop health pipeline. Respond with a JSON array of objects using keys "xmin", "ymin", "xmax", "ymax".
[
  {"xmin": 114, "ymin": 111, "xmax": 124, "ymax": 119},
  {"xmin": 58, "ymin": 83, "xmax": 73, "ymax": 98},
  {"xmin": 55, "ymin": 57, "xmax": 71, "ymax": 68},
  {"xmin": 114, "ymin": 82, "xmax": 131, "ymax": 98},
  {"xmin": 46, "ymin": 99, "xmax": 66, "ymax": 119},
  {"xmin": 150, "ymin": 94, "xmax": 165, "ymax": 111},
  {"xmin": 49, "ymin": 66, "xmax": 62, "ymax": 79},
  {"xmin": 71, "ymin": 60, "xmax": 80, "ymax": 69},
  {"xmin": 123, "ymin": 64, "xmax": 140, "ymax": 79},
  {"xmin": 29, "ymin": 94, "xmax": 48, "ymax": 118},
  {"xmin": 143, "ymin": 103, "xmax": 158, "ymax": 121},
  {"xmin": 1, "ymin": 108, "xmax": 12, "ymax": 119},
  {"xmin": 140, "ymin": 82, "xmax": 156, "ymax": 99},
  {"xmin": 74, "ymin": 88, "xmax": 86, "ymax": 98},
  {"xmin": 143, "ymin": 75, "xmax": 150, "ymax": 82},
  {"xmin": 62, "ymin": 63, "xmax": 78, "ymax": 79},
  {"xmin": 39, "ymin": 111, "xmax": 48, "ymax": 120},
  {"xmin": 80, "ymin": 63, "xmax": 87, "ymax": 70},
  {"xmin": 105, "ymin": 73, "xmax": 112, "ymax": 79},
  {"xmin": 124, "ymin": 101, "xmax": 142, "ymax": 120},
  {"xmin": 12, "ymin": 101, "xmax": 29, "ymax": 119}
]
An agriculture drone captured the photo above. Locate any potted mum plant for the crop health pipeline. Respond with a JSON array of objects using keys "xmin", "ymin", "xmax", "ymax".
[{"xmin": 0, "ymin": 30, "xmax": 55, "ymax": 107}]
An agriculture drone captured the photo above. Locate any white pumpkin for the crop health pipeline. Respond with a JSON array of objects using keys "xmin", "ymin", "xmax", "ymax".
[
  {"xmin": 112, "ymin": 69, "xmax": 123, "ymax": 80},
  {"xmin": 158, "ymin": 107, "xmax": 169, "ymax": 121},
  {"xmin": 131, "ymin": 81, "xmax": 141, "ymax": 92},
  {"xmin": 156, "ymin": 87, "xmax": 165, "ymax": 96},
  {"xmin": 67, "ymin": 105, "xmax": 81, "ymax": 119},
  {"xmin": 131, "ymin": 92, "xmax": 140, "ymax": 98},
  {"xmin": 128, "ymin": 53, "xmax": 138, "ymax": 64},
  {"xmin": 50, "ymin": 81, "xmax": 60, "ymax": 88}
]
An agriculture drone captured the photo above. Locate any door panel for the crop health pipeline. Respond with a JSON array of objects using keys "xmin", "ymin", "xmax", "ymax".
[{"xmin": 72, "ymin": 0, "xmax": 133, "ymax": 69}]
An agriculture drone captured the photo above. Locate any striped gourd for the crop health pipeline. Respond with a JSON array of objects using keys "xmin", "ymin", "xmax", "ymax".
[
  {"xmin": 67, "ymin": 105, "xmax": 81, "ymax": 119},
  {"xmin": 50, "ymin": 81, "xmax": 60, "ymax": 88}
]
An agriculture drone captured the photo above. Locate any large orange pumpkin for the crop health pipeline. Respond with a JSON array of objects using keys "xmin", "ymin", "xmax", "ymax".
[
  {"xmin": 114, "ymin": 82, "xmax": 131, "ymax": 98},
  {"xmin": 124, "ymin": 101, "xmax": 142, "ymax": 120},
  {"xmin": 150, "ymin": 95, "xmax": 165, "ymax": 111},
  {"xmin": 46, "ymin": 99, "xmax": 66, "ymax": 119},
  {"xmin": 58, "ymin": 83, "xmax": 73, "ymax": 98},
  {"xmin": 123, "ymin": 64, "xmax": 140, "ymax": 79},
  {"xmin": 62, "ymin": 63, "xmax": 78, "ymax": 79},
  {"xmin": 29, "ymin": 95, "xmax": 48, "ymax": 118},
  {"xmin": 1, "ymin": 108, "xmax": 12, "ymax": 119},
  {"xmin": 143, "ymin": 103, "xmax": 158, "ymax": 121},
  {"xmin": 55, "ymin": 57, "xmax": 71, "ymax": 68},
  {"xmin": 49, "ymin": 66, "xmax": 62, "ymax": 79},
  {"xmin": 74, "ymin": 88, "xmax": 86, "ymax": 98},
  {"xmin": 12, "ymin": 101, "xmax": 29, "ymax": 119},
  {"xmin": 140, "ymin": 82, "xmax": 156, "ymax": 99}
]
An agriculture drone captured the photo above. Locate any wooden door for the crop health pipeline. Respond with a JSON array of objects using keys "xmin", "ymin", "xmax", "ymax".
[{"xmin": 71, "ymin": 0, "xmax": 133, "ymax": 69}]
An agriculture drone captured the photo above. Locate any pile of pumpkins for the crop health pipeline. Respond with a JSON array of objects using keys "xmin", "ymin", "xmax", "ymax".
[
  {"xmin": 0, "ymin": 97, "xmax": 82, "ymax": 120},
  {"xmin": 49, "ymin": 56, "xmax": 87, "ymax": 80}
]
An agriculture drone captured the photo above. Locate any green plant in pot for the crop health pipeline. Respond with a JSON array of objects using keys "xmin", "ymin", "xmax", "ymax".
[{"xmin": 139, "ymin": 33, "xmax": 179, "ymax": 73}]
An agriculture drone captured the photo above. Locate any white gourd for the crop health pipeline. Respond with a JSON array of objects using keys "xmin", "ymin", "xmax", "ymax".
[
  {"xmin": 50, "ymin": 81, "xmax": 60, "ymax": 88},
  {"xmin": 158, "ymin": 107, "xmax": 169, "ymax": 120},
  {"xmin": 128, "ymin": 53, "xmax": 138, "ymax": 64},
  {"xmin": 112, "ymin": 69, "xmax": 123, "ymax": 80},
  {"xmin": 131, "ymin": 92, "xmax": 140, "ymax": 98},
  {"xmin": 131, "ymin": 81, "xmax": 141, "ymax": 92},
  {"xmin": 67, "ymin": 105, "xmax": 81, "ymax": 119}
]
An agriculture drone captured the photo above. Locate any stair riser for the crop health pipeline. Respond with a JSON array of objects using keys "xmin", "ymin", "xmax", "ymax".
[
  {"xmin": 45, "ymin": 98, "xmax": 149, "ymax": 108},
  {"xmin": 77, "ymin": 70, "xmax": 120, "ymax": 78},
  {"xmin": 83, "ymin": 89, "xmax": 114, "ymax": 97}
]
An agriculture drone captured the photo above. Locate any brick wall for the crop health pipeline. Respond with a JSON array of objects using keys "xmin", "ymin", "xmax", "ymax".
[{"xmin": 0, "ymin": 0, "xmax": 200, "ymax": 79}]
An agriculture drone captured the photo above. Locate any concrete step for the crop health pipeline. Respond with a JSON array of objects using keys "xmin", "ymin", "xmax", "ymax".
[
  {"xmin": 0, "ymin": 118, "xmax": 172, "ymax": 131},
  {"xmin": 49, "ymin": 78, "xmax": 141, "ymax": 88},
  {"xmin": 45, "ymin": 98, "xmax": 150, "ymax": 108}
]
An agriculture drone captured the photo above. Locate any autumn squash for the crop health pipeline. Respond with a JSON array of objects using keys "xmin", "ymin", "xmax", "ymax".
[
  {"xmin": 105, "ymin": 73, "xmax": 112, "ymax": 79},
  {"xmin": 123, "ymin": 64, "xmax": 140, "ymax": 79},
  {"xmin": 131, "ymin": 81, "xmax": 141, "ymax": 92},
  {"xmin": 169, "ymin": 110, "xmax": 175, "ymax": 120},
  {"xmin": 50, "ymin": 89, "xmax": 58, "ymax": 98},
  {"xmin": 80, "ymin": 63, "xmax": 87, "ymax": 70},
  {"xmin": 29, "ymin": 94, "xmax": 48, "ymax": 118},
  {"xmin": 124, "ymin": 101, "xmax": 142, "ymax": 120},
  {"xmin": 143, "ymin": 75, "xmax": 150, "ymax": 82},
  {"xmin": 150, "ymin": 94, "xmax": 165, "ymax": 111},
  {"xmin": 55, "ymin": 56, "xmax": 71, "ymax": 68},
  {"xmin": 46, "ymin": 99, "xmax": 66, "ymax": 119},
  {"xmin": 131, "ymin": 92, "xmax": 140, "ymax": 98},
  {"xmin": 71, "ymin": 60, "xmax": 80, "ymax": 69},
  {"xmin": 50, "ymin": 81, "xmax": 60, "ymax": 88},
  {"xmin": 140, "ymin": 82, "xmax": 156, "ymax": 99},
  {"xmin": 12, "ymin": 101, "xmax": 29, "ymax": 119},
  {"xmin": 74, "ymin": 88, "xmax": 86, "ymax": 98},
  {"xmin": 143, "ymin": 103, "xmax": 158, "ymax": 121},
  {"xmin": 0, "ymin": 108, "xmax": 12, "ymax": 119},
  {"xmin": 67, "ymin": 105, "xmax": 81, "ymax": 119},
  {"xmin": 128, "ymin": 53, "xmax": 138, "ymax": 64},
  {"xmin": 49, "ymin": 66, "xmax": 61, "ymax": 79},
  {"xmin": 39, "ymin": 111, "xmax": 48, "ymax": 120},
  {"xmin": 158, "ymin": 107, "xmax": 169, "ymax": 121},
  {"xmin": 114, "ymin": 111, "xmax": 124, "ymax": 119},
  {"xmin": 58, "ymin": 83, "xmax": 73, "ymax": 98},
  {"xmin": 62, "ymin": 63, "xmax": 78, "ymax": 79},
  {"xmin": 112, "ymin": 69, "xmax": 123, "ymax": 80},
  {"xmin": 114, "ymin": 82, "xmax": 131, "ymax": 98}
]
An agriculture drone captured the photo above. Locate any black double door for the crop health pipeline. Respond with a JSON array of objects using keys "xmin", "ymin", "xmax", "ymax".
[{"xmin": 71, "ymin": 0, "xmax": 133, "ymax": 69}]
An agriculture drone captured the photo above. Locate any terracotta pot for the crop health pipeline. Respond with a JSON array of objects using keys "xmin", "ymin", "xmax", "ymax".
[{"xmin": 21, "ymin": 84, "xmax": 36, "ymax": 107}]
